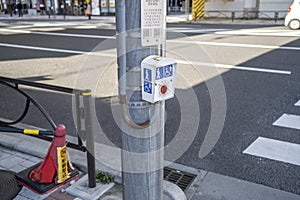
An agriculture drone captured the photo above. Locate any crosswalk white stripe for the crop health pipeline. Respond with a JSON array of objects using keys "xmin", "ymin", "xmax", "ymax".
[
  {"xmin": 243, "ymin": 136, "xmax": 300, "ymax": 166},
  {"xmin": 273, "ymin": 114, "xmax": 300, "ymax": 130},
  {"xmin": 295, "ymin": 100, "xmax": 300, "ymax": 107}
]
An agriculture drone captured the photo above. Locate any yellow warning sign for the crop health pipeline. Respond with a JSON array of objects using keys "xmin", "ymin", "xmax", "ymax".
[
  {"xmin": 192, "ymin": 0, "xmax": 205, "ymax": 20},
  {"xmin": 57, "ymin": 145, "xmax": 69, "ymax": 183}
]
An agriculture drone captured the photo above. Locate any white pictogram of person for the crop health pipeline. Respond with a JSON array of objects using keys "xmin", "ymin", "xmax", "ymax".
[
  {"xmin": 169, "ymin": 65, "xmax": 173, "ymax": 74},
  {"xmin": 145, "ymin": 69, "xmax": 149, "ymax": 81},
  {"xmin": 156, "ymin": 68, "xmax": 161, "ymax": 79}
]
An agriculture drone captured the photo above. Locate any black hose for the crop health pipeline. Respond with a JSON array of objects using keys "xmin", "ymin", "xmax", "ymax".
[{"xmin": 0, "ymin": 81, "xmax": 57, "ymax": 130}]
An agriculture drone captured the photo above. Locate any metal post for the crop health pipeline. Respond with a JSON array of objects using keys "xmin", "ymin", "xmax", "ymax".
[
  {"xmin": 82, "ymin": 90, "xmax": 96, "ymax": 188},
  {"xmin": 274, "ymin": 11, "xmax": 278, "ymax": 23},
  {"xmin": 116, "ymin": 0, "xmax": 126, "ymax": 97},
  {"xmin": 185, "ymin": 0, "xmax": 190, "ymax": 21},
  {"xmin": 116, "ymin": 0, "xmax": 164, "ymax": 199},
  {"xmin": 74, "ymin": 93, "xmax": 83, "ymax": 147},
  {"xmin": 8, "ymin": 0, "xmax": 12, "ymax": 17}
]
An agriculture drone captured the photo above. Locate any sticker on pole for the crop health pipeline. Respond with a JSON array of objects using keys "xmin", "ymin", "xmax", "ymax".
[
  {"xmin": 141, "ymin": 0, "xmax": 165, "ymax": 46},
  {"xmin": 57, "ymin": 145, "xmax": 69, "ymax": 183}
]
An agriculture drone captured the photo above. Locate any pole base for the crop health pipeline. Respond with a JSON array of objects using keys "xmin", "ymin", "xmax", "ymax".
[{"xmin": 16, "ymin": 162, "xmax": 79, "ymax": 194}]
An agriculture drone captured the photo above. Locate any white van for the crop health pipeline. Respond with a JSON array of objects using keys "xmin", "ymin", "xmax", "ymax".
[{"xmin": 285, "ymin": 0, "xmax": 300, "ymax": 30}]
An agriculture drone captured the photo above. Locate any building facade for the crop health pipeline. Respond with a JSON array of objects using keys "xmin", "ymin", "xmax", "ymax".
[
  {"xmin": 0, "ymin": 0, "xmax": 292, "ymax": 17},
  {"xmin": 205, "ymin": 0, "xmax": 292, "ymax": 18},
  {"xmin": 0, "ymin": 0, "xmax": 115, "ymax": 15}
]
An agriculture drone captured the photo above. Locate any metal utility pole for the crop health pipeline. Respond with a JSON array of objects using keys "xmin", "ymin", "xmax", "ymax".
[
  {"xmin": 185, "ymin": 0, "xmax": 190, "ymax": 21},
  {"xmin": 8, "ymin": 0, "xmax": 12, "ymax": 17},
  {"xmin": 116, "ymin": 0, "xmax": 166, "ymax": 199}
]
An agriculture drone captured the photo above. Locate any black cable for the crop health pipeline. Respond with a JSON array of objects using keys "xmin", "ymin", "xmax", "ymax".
[
  {"xmin": 0, "ymin": 127, "xmax": 54, "ymax": 136},
  {"xmin": 0, "ymin": 81, "xmax": 57, "ymax": 130},
  {"xmin": 0, "ymin": 98, "xmax": 30, "ymax": 126}
]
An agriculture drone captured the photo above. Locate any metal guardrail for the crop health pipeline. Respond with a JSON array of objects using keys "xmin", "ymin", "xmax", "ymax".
[
  {"xmin": 204, "ymin": 10, "xmax": 287, "ymax": 22},
  {"xmin": 0, "ymin": 76, "xmax": 96, "ymax": 188}
]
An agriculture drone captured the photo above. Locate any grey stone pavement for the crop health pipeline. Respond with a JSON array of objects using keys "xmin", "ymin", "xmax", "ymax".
[
  {"xmin": 0, "ymin": 144, "xmax": 75, "ymax": 200},
  {"xmin": 1, "ymin": 129, "xmax": 300, "ymax": 200},
  {"xmin": 0, "ymin": 12, "xmax": 296, "ymax": 200}
]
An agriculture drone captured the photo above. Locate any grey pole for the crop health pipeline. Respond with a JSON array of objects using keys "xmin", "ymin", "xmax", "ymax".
[
  {"xmin": 115, "ymin": 0, "xmax": 126, "ymax": 97},
  {"xmin": 82, "ymin": 90, "xmax": 96, "ymax": 188},
  {"xmin": 185, "ymin": 0, "xmax": 190, "ymax": 21},
  {"xmin": 115, "ymin": 1, "xmax": 165, "ymax": 199}
]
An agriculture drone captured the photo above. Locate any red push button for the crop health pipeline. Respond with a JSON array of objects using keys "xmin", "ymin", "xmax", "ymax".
[{"xmin": 160, "ymin": 85, "xmax": 168, "ymax": 94}]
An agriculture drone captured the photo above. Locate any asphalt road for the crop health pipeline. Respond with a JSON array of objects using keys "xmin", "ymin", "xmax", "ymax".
[{"xmin": 0, "ymin": 20, "xmax": 300, "ymax": 195}]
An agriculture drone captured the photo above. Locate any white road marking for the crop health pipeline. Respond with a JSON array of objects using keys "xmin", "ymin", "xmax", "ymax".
[
  {"xmin": 73, "ymin": 25, "xmax": 98, "ymax": 29},
  {"xmin": 33, "ymin": 22, "xmax": 76, "ymax": 27},
  {"xmin": 177, "ymin": 60, "xmax": 291, "ymax": 75},
  {"xmin": 0, "ymin": 42, "xmax": 87, "ymax": 54},
  {"xmin": 167, "ymin": 28, "xmax": 229, "ymax": 33},
  {"xmin": 0, "ymin": 43, "xmax": 114, "ymax": 57},
  {"xmin": 243, "ymin": 136, "xmax": 300, "ymax": 166},
  {"xmin": 168, "ymin": 27, "xmax": 300, "ymax": 37},
  {"xmin": 216, "ymin": 29, "xmax": 300, "ymax": 37},
  {"xmin": 0, "ymin": 42, "xmax": 292, "ymax": 75},
  {"xmin": 273, "ymin": 114, "xmax": 300, "ymax": 130},
  {"xmin": 168, "ymin": 40, "xmax": 300, "ymax": 51},
  {"xmin": 0, "ymin": 29, "xmax": 31, "ymax": 34},
  {"xmin": 0, "ymin": 28, "xmax": 115, "ymax": 39},
  {"xmin": 1, "ymin": 27, "xmax": 299, "ymax": 51},
  {"xmin": 31, "ymin": 31, "xmax": 115, "ymax": 39},
  {"xmin": 295, "ymin": 100, "xmax": 300, "ymax": 107}
]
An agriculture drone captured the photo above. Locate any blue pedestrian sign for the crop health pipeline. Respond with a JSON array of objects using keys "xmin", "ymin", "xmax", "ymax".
[
  {"xmin": 141, "ymin": 55, "xmax": 177, "ymax": 103},
  {"xmin": 144, "ymin": 81, "xmax": 152, "ymax": 94},
  {"xmin": 164, "ymin": 65, "xmax": 173, "ymax": 77},
  {"xmin": 155, "ymin": 65, "xmax": 174, "ymax": 80}
]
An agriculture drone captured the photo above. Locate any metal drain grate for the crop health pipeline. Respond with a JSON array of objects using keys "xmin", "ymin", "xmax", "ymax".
[{"xmin": 163, "ymin": 167, "xmax": 196, "ymax": 192}]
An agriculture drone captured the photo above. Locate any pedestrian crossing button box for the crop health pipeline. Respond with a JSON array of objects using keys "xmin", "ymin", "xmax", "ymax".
[{"xmin": 141, "ymin": 55, "xmax": 177, "ymax": 103}]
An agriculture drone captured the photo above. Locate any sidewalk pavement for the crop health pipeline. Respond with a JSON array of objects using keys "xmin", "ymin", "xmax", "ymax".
[
  {"xmin": 0, "ymin": 13, "xmax": 285, "ymax": 26},
  {"xmin": 0, "ymin": 144, "xmax": 77, "ymax": 200},
  {"xmin": 0, "ymin": 130, "xmax": 300, "ymax": 200}
]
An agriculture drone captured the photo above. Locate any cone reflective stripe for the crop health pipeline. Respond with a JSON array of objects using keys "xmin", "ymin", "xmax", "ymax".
[
  {"xmin": 192, "ymin": 0, "xmax": 205, "ymax": 20},
  {"xmin": 57, "ymin": 145, "xmax": 69, "ymax": 183},
  {"xmin": 29, "ymin": 124, "xmax": 69, "ymax": 184}
]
